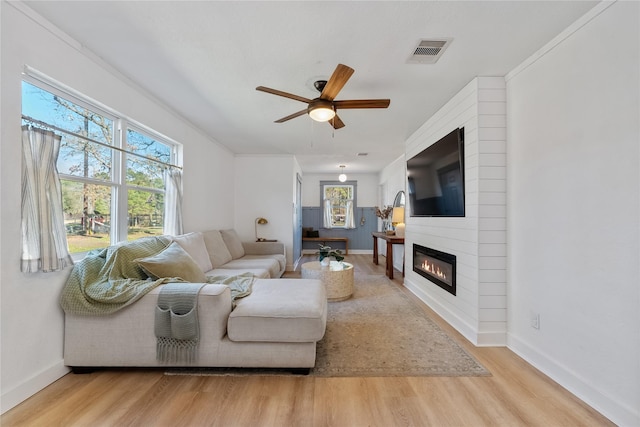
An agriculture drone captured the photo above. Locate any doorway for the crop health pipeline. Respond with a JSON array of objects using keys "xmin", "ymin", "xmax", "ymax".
[{"xmin": 292, "ymin": 173, "xmax": 302, "ymax": 268}]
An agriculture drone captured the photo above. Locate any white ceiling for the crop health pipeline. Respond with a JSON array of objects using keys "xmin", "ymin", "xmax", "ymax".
[{"xmin": 23, "ymin": 1, "xmax": 598, "ymax": 174}]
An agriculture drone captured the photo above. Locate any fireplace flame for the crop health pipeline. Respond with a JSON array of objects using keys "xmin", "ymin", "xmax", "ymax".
[{"xmin": 421, "ymin": 260, "xmax": 447, "ymax": 280}]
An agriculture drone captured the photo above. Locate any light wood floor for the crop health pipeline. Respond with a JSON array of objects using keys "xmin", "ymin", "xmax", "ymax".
[{"xmin": 2, "ymin": 254, "xmax": 613, "ymax": 427}]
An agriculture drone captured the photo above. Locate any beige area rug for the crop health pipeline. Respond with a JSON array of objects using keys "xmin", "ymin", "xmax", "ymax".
[
  {"xmin": 312, "ymin": 274, "xmax": 489, "ymax": 377},
  {"xmin": 166, "ymin": 275, "xmax": 490, "ymax": 378}
]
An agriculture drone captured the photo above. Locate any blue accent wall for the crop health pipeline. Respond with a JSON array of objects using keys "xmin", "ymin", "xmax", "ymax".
[{"xmin": 302, "ymin": 206, "xmax": 379, "ymax": 251}]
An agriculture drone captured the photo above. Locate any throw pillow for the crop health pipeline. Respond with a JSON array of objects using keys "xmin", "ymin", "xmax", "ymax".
[
  {"xmin": 202, "ymin": 230, "xmax": 233, "ymax": 268},
  {"xmin": 173, "ymin": 231, "xmax": 213, "ymax": 272},
  {"xmin": 221, "ymin": 229, "xmax": 245, "ymax": 259},
  {"xmin": 136, "ymin": 242, "xmax": 207, "ymax": 283}
]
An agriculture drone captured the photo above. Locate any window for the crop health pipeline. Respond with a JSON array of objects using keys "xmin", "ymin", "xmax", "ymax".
[
  {"xmin": 21, "ymin": 79, "xmax": 180, "ymax": 255},
  {"xmin": 321, "ymin": 181, "xmax": 356, "ymax": 229},
  {"xmin": 125, "ymin": 128, "xmax": 170, "ymax": 238}
]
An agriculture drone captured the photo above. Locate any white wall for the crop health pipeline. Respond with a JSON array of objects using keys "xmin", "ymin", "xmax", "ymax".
[
  {"xmin": 402, "ymin": 76, "xmax": 508, "ymax": 346},
  {"xmin": 234, "ymin": 155, "xmax": 298, "ymax": 270},
  {"xmin": 1, "ymin": 1, "xmax": 235, "ymax": 412},
  {"xmin": 301, "ymin": 173, "xmax": 379, "ymax": 207},
  {"xmin": 505, "ymin": 2, "xmax": 639, "ymax": 425},
  {"xmin": 379, "ymin": 155, "xmax": 406, "ymax": 205},
  {"xmin": 379, "ymin": 156, "xmax": 407, "ymax": 270}
]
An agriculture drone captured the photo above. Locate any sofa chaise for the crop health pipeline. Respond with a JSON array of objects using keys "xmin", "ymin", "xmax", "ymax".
[{"xmin": 61, "ymin": 230, "xmax": 328, "ymax": 372}]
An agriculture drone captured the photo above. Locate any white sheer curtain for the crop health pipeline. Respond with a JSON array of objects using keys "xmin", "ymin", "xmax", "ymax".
[
  {"xmin": 21, "ymin": 125, "xmax": 73, "ymax": 273},
  {"xmin": 164, "ymin": 167, "xmax": 183, "ymax": 236},
  {"xmin": 323, "ymin": 198, "xmax": 356, "ymax": 229},
  {"xmin": 323, "ymin": 198, "xmax": 334, "ymax": 229},
  {"xmin": 344, "ymin": 199, "xmax": 355, "ymax": 229}
]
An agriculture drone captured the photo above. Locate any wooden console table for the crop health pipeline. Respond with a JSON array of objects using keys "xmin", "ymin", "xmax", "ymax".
[
  {"xmin": 302, "ymin": 236, "xmax": 348, "ymax": 254},
  {"xmin": 372, "ymin": 232, "xmax": 405, "ymax": 279}
]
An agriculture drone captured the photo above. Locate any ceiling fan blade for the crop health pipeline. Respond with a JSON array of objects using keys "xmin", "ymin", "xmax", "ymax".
[
  {"xmin": 256, "ymin": 86, "xmax": 312, "ymax": 104},
  {"xmin": 320, "ymin": 64, "xmax": 355, "ymax": 101},
  {"xmin": 334, "ymin": 99, "xmax": 391, "ymax": 109},
  {"xmin": 329, "ymin": 114, "xmax": 346, "ymax": 129},
  {"xmin": 274, "ymin": 109, "xmax": 308, "ymax": 123}
]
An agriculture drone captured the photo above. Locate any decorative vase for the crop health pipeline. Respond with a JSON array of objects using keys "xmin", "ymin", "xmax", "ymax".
[{"xmin": 320, "ymin": 257, "xmax": 330, "ymax": 267}]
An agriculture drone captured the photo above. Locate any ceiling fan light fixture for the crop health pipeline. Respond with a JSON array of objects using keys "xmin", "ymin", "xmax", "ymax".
[
  {"xmin": 257, "ymin": 64, "xmax": 389, "ymax": 129},
  {"xmin": 308, "ymin": 99, "xmax": 336, "ymax": 122}
]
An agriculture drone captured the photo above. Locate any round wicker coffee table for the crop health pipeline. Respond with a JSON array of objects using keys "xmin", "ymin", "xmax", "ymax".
[{"xmin": 301, "ymin": 261, "xmax": 354, "ymax": 302}]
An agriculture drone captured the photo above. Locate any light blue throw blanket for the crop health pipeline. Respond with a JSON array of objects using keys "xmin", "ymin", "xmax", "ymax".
[
  {"xmin": 60, "ymin": 236, "xmax": 256, "ymax": 316},
  {"xmin": 59, "ymin": 236, "xmax": 256, "ymax": 363},
  {"xmin": 60, "ymin": 236, "xmax": 173, "ymax": 315}
]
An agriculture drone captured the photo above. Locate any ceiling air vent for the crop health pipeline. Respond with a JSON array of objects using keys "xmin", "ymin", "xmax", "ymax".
[{"xmin": 408, "ymin": 39, "xmax": 452, "ymax": 64}]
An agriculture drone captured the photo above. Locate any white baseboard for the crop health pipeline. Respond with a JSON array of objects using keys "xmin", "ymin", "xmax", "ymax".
[
  {"xmin": 301, "ymin": 249, "xmax": 373, "ymax": 255},
  {"xmin": 403, "ymin": 276, "xmax": 633, "ymax": 425},
  {"xmin": 403, "ymin": 277, "xmax": 479, "ymax": 345},
  {"xmin": 508, "ymin": 334, "xmax": 638, "ymax": 427},
  {"xmin": 1, "ymin": 360, "xmax": 69, "ymax": 414},
  {"xmin": 403, "ymin": 278, "xmax": 506, "ymax": 347},
  {"xmin": 343, "ymin": 250, "xmax": 372, "ymax": 255},
  {"xmin": 476, "ymin": 331, "xmax": 507, "ymax": 347}
]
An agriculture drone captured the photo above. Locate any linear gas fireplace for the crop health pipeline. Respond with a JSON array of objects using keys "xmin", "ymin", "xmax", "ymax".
[{"xmin": 413, "ymin": 244, "xmax": 456, "ymax": 296}]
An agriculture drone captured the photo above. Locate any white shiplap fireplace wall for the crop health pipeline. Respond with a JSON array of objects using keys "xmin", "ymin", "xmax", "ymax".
[{"xmin": 403, "ymin": 77, "xmax": 507, "ymax": 346}]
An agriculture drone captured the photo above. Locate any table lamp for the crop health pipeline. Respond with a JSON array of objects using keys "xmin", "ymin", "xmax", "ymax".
[
  {"xmin": 255, "ymin": 217, "xmax": 268, "ymax": 241},
  {"xmin": 391, "ymin": 207, "xmax": 405, "ymax": 237}
]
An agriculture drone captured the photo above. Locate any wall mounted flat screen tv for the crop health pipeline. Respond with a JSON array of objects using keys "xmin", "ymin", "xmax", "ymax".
[{"xmin": 407, "ymin": 127, "xmax": 465, "ymax": 217}]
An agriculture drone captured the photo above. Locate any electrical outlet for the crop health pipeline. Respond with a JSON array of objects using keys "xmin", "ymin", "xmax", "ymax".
[{"xmin": 530, "ymin": 312, "xmax": 540, "ymax": 330}]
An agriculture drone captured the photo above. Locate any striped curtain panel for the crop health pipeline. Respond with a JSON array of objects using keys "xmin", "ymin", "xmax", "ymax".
[
  {"xmin": 163, "ymin": 167, "xmax": 183, "ymax": 236},
  {"xmin": 21, "ymin": 125, "xmax": 73, "ymax": 273}
]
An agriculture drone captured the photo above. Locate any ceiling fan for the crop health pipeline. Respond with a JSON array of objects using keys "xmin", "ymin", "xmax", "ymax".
[{"xmin": 256, "ymin": 64, "xmax": 390, "ymax": 129}]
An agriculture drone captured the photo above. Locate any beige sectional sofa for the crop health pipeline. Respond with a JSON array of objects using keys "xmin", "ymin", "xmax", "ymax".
[
  {"xmin": 199, "ymin": 229, "xmax": 286, "ymax": 278},
  {"xmin": 62, "ymin": 229, "xmax": 327, "ymax": 372}
]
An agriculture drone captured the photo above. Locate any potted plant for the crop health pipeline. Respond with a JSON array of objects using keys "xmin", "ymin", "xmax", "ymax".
[{"xmin": 317, "ymin": 244, "xmax": 345, "ymax": 266}]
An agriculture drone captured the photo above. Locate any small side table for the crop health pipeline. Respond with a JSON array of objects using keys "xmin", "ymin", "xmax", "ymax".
[{"xmin": 301, "ymin": 261, "xmax": 354, "ymax": 302}]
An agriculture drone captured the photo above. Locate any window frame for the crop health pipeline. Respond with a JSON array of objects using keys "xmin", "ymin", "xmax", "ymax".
[
  {"xmin": 319, "ymin": 180, "xmax": 357, "ymax": 229},
  {"xmin": 21, "ymin": 73, "xmax": 182, "ymax": 258}
]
